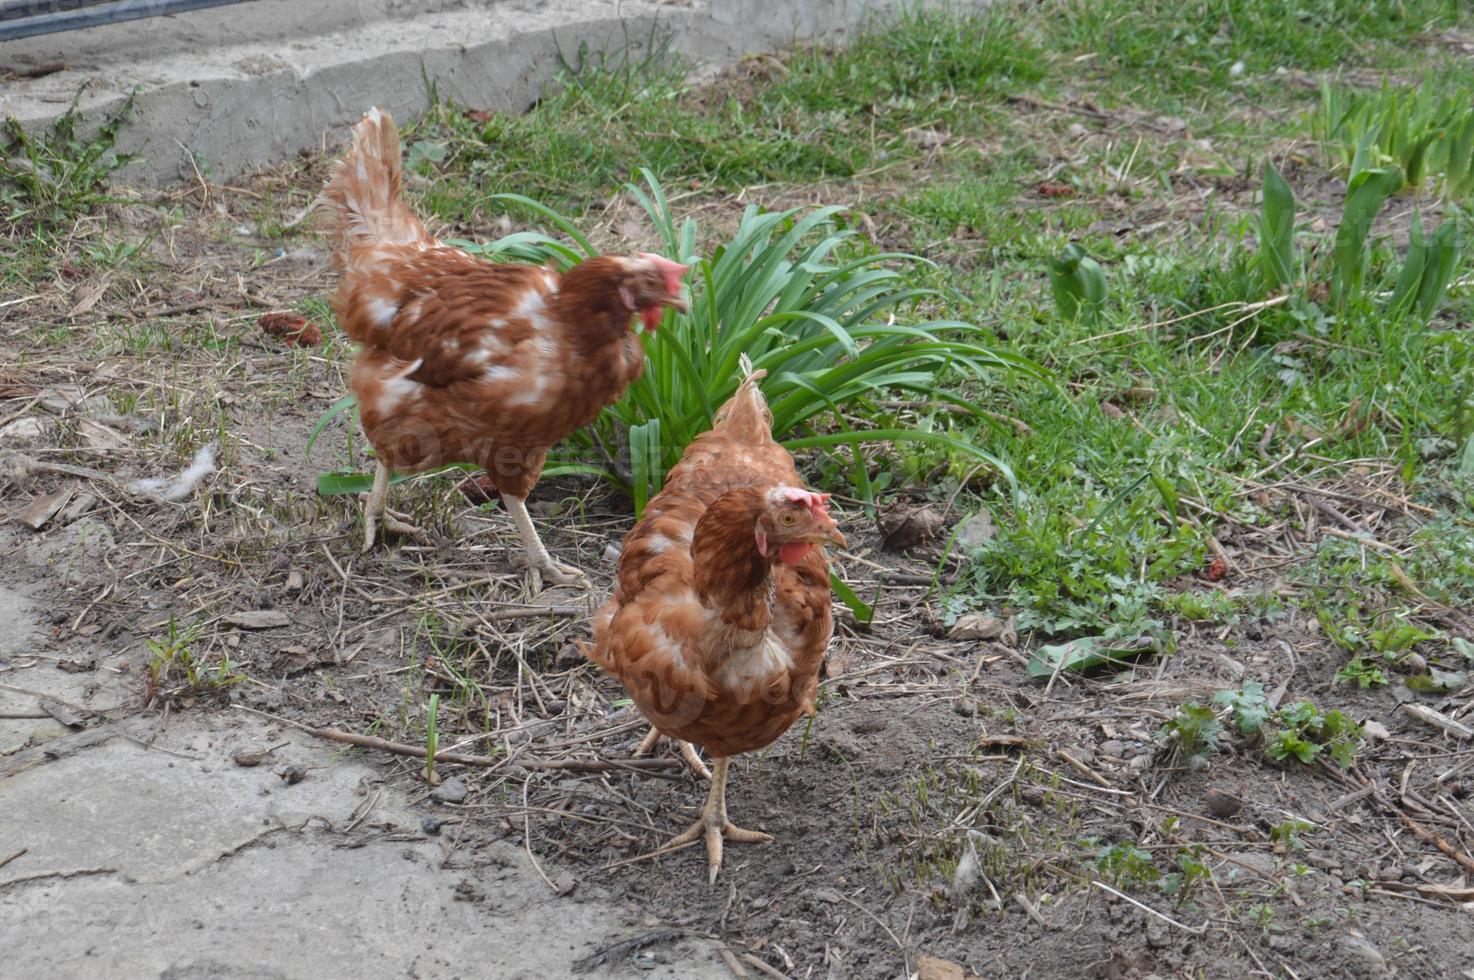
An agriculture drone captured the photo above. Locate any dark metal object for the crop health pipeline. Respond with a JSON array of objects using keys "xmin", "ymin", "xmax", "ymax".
[{"xmin": 1, "ymin": 0, "xmax": 259, "ymax": 43}]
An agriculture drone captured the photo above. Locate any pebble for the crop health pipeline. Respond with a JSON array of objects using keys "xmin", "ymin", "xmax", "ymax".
[
  {"xmin": 431, "ymin": 777, "xmax": 469, "ymax": 804},
  {"xmin": 421, "ymin": 816, "xmax": 443, "ymax": 836},
  {"xmin": 1100, "ymin": 740, "xmax": 1127, "ymax": 759}
]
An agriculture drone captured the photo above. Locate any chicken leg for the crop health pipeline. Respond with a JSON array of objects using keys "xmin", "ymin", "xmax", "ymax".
[
  {"xmin": 361, "ymin": 460, "xmax": 424, "ymax": 552},
  {"xmin": 504, "ymin": 493, "xmax": 591, "ymax": 590},
  {"xmin": 634, "ymin": 727, "xmax": 712, "ymax": 780},
  {"xmin": 664, "ymin": 756, "xmax": 773, "ymax": 884}
]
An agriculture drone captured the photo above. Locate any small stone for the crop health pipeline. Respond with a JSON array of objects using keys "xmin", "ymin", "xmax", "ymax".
[
  {"xmin": 421, "ymin": 816, "xmax": 443, "ymax": 836},
  {"xmin": 285, "ymin": 569, "xmax": 305, "ymax": 591},
  {"xmin": 234, "ymin": 748, "xmax": 269, "ymax": 767},
  {"xmin": 916, "ymin": 956, "xmax": 965, "ymax": 980},
  {"xmin": 1341, "ymin": 935, "xmax": 1385, "ymax": 970},
  {"xmin": 431, "ymin": 777, "xmax": 469, "ymax": 804},
  {"xmin": 277, "ymin": 765, "xmax": 307, "ymax": 785},
  {"xmin": 1146, "ymin": 922, "xmax": 1170, "ymax": 948},
  {"xmin": 1100, "ymin": 740, "xmax": 1127, "ymax": 759}
]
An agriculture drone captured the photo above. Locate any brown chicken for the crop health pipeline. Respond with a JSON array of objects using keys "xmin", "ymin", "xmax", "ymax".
[
  {"xmin": 588, "ymin": 363, "xmax": 845, "ymax": 882},
  {"xmin": 320, "ymin": 107, "xmax": 688, "ymax": 587}
]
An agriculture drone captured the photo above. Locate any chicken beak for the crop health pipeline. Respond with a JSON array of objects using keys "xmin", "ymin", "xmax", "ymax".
[{"xmin": 816, "ymin": 521, "xmax": 846, "ymax": 549}]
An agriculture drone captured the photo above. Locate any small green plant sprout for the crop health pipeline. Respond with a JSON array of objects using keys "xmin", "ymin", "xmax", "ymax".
[
  {"xmin": 1369, "ymin": 618, "xmax": 1435, "ymax": 655},
  {"xmin": 145, "ymin": 617, "xmax": 243, "ymax": 704},
  {"xmin": 1158, "ymin": 703, "xmax": 1223, "ymax": 767},
  {"xmin": 1388, "ymin": 213, "xmax": 1460, "ymax": 325},
  {"xmin": 424, "ymin": 693, "xmax": 441, "ymax": 787},
  {"xmin": 1211, "ymin": 682, "xmax": 1269, "ymax": 735},
  {"xmin": 1336, "ymin": 656, "xmax": 1389, "ymax": 689},
  {"xmin": 1159, "ymin": 845, "xmax": 1213, "ymax": 903},
  {"xmin": 1048, "ymin": 243, "xmax": 1108, "ymax": 323},
  {"xmin": 1258, "ymin": 162, "xmax": 1297, "ymax": 293},
  {"xmin": 1246, "ymin": 903, "xmax": 1277, "ymax": 935},
  {"xmin": 1330, "ymin": 163, "xmax": 1404, "ymax": 309},
  {"xmin": 1094, "ymin": 842, "xmax": 1158, "ymax": 887},
  {"xmin": 1265, "ymin": 701, "xmax": 1364, "ymax": 769},
  {"xmin": 1269, "ymin": 818, "xmax": 1315, "ymax": 855}
]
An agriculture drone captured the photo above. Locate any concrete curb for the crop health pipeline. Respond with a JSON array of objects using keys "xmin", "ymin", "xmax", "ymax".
[{"xmin": 1, "ymin": 0, "xmax": 983, "ymax": 186}]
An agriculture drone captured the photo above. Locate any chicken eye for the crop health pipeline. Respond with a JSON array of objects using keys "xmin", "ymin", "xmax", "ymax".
[{"xmin": 780, "ymin": 511, "xmax": 799, "ymax": 526}]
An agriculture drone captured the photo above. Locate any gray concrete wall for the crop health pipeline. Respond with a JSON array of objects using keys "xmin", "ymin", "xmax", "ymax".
[{"xmin": 1, "ymin": 0, "xmax": 982, "ymax": 186}]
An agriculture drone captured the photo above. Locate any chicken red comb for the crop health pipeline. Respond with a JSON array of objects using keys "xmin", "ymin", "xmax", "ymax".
[
  {"xmin": 639, "ymin": 252, "xmax": 688, "ymax": 297},
  {"xmin": 780, "ymin": 486, "xmax": 831, "ymax": 517}
]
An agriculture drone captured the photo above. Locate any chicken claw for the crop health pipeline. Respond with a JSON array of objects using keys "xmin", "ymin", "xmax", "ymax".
[
  {"xmin": 662, "ymin": 756, "xmax": 772, "ymax": 884},
  {"xmin": 533, "ymin": 557, "xmax": 592, "ymax": 591},
  {"xmin": 360, "ymin": 462, "xmax": 424, "ymax": 551},
  {"xmin": 505, "ymin": 494, "xmax": 590, "ymax": 591},
  {"xmin": 634, "ymin": 727, "xmax": 712, "ymax": 780}
]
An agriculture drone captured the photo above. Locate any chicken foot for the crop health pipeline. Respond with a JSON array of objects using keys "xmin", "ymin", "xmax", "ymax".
[
  {"xmin": 361, "ymin": 461, "xmax": 424, "ymax": 552},
  {"xmin": 634, "ymin": 727, "xmax": 712, "ymax": 780},
  {"xmin": 504, "ymin": 493, "xmax": 591, "ymax": 590},
  {"xmin": 663, "ymin": 756, "xmax": 772, "ymax": 884}
]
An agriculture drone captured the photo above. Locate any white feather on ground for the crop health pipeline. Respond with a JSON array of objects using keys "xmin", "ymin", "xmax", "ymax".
[{"xmin": 128, "ymin": 444, "xmax": 217, "ymax": 501}]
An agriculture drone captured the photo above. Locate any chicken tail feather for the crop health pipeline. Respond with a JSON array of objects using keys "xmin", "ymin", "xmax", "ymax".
[
  {"xmin": 321, "ymin": 107, "xmax": 430, "ymax": 265},
  {"xmin": 711, "ymin": 356, "xmax": 773, "ymax": 445}
]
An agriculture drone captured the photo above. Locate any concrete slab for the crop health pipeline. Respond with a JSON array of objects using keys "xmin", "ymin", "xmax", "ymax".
[
  {"xmin": 0, "ymin": 0, "xmax": 981, "ymax": 185},
  {"xmin": 0, "ymin": 710, "xmax": 733, "ymax": 979}
]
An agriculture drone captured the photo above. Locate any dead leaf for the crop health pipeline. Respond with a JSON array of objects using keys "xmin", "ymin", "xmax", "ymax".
[
  {"xmin": 1037, "ymin": 181, "xmax": 1075, "ymax": 198},
  {"xmin": 15, "ymin": 488, "xmax": 74, "ymax": 530},
  {"xmin": 948, "ymin": 614, "xmax": 1015, "ymax": 643},
  {"xmin": 225, "ymin": 610, "xmax": 291, "ymax": 630},
  {"xmin": 878, "ymin": 503, "xmax": 943, "ymax": 552},
  {"xmin": 551, "ymin": 872, "xmax": 578, "ymax": 897},
  {"xmin": 1101, "ymin": 400, "xmax": 1127, "ymax": 420},
  {"xmin": 954, "ymin": 509, "xmax": 996, "ymax": 550},
  {"xmin": 67, "ymin": 279, "xmax": 108, "ymax": 319},
  {"xmin": 465, "ymin": 109, "xmax": 494, "ymax": 123}
]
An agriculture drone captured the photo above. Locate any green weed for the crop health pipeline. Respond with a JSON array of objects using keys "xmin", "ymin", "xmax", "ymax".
[{"xmin": 1, "ymin": 92, "xmax": 137, "ymax": 234}]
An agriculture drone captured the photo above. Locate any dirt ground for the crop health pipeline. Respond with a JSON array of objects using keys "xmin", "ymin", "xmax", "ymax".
[{"xmin": 3, "ymin": 153, "xmax": 1474, "ymax": 980}]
